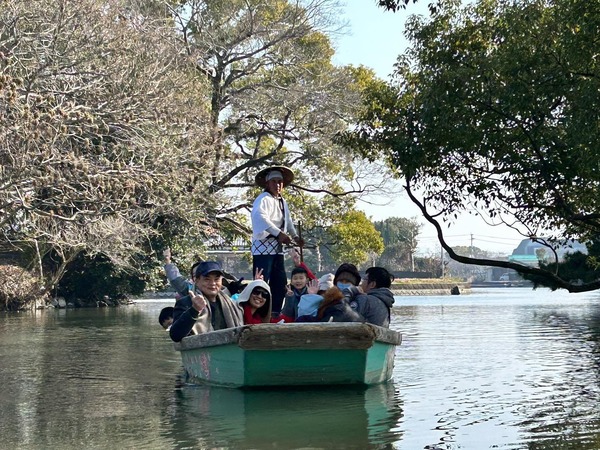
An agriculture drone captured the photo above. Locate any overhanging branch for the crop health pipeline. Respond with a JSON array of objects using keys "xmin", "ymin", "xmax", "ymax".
[{"xmin": 403, "ymin": 179, "xmax": 600, "ymax": 293}]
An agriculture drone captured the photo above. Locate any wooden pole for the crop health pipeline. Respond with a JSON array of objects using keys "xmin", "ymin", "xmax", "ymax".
[{"xmin": 298, "ymin": 222, "xmax": 304, "ymax": 262}]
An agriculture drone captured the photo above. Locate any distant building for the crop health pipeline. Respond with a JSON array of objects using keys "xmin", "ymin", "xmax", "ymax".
[{"xmin": 508, "ymin": 238, "xmax": 587, "ymax": 266}]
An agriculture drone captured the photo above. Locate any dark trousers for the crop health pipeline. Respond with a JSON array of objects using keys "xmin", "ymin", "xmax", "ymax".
[{"xmin": 253, "ymin": 253, "xmax": 287, "ymax": 314}]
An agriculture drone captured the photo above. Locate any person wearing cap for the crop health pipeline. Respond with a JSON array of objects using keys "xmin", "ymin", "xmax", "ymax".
[
  {"xmin": 162, "ymin": 248, "xmax": 245, "ymax": 300},
  {"xmin": 251, "ymin": 165, "xmax": 304, "ymax": 315},
  {"xmin": 169, "ymin": 261, "xmax": 243, "ymax": 342}
]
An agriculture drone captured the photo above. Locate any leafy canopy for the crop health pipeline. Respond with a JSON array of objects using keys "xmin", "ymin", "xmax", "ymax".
[{"xmin": 346, "ymin": 0, "xmax": 600, "ymax": 292}]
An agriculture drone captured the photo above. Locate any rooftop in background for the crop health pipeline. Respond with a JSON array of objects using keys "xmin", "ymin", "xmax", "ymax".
[{"xmin": 508, "ymin": 239, "xmax": 588, "ymax": 266}]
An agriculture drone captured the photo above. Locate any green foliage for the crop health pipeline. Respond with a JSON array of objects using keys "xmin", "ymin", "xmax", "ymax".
[
  {"xmin": 377, "ymin": 0, "xmax": 440, "ymax": 14},
  {"xmin": 374, "ymin": 217, "xmax": 422, "ymax": 270},
  {"xmin": 57, "ymin": 253, "xmax": 146, "ymax": 303},
  {"xmin": 525, "ymin": 239, "xmax": 600, "ymax": 290},
  {"xmin": 347, "ymin": 0, "xmax": 600, "ymax": 292},
  {"xmin": 328, "ymin": 211, "xmax": 384, "ymax": 265},
  {"xmin": 177, "ymin": 0, "xmax": 388, "ymax": 240},
  {"xmin": 378, "ymin": 0, "xmax": 599, "ymax": 239},
  {"xmin": 0, "ymin": 0, "xmax": 398, "ymax": 297}
]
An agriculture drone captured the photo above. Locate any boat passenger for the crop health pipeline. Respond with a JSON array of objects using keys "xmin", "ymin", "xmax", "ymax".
[
  {"xmin": 169, "ymin": 261, "xmax": 244, "ymax": 342},
  {"xmin": 251, "ymin": 165, "xmax": 304, "ymax": 316},
  {"xmin": 158, "ymin": 306, "xmax": 174, "ymax": 330},
  {"xmin": 301, "ymin": 262, "xmax": 363, "ymax": 323},
  {"xmin": 289, "ymin": 247, "xmax": 317, "ymax": 281},
  {"xmin": 163, "ymin": 247, "xmax": 245, "ymax": 299},
  {"xmin": 279, "ymin": 266, "xmax": 310, "ymax": 322},
  {"xmin": 295, "ymin": 273, "xmax": 334, "ymax": 321},
  {"xmin": 236, "ymin": 280, "xmax": 273, "ymax": 324},
  {"xmin": 346, "ymin": 267, "xmax": 395, "ymax": 328},
  {"xmin": 333, "ymin": 263, "xmax": 361, "ymax": 290}
]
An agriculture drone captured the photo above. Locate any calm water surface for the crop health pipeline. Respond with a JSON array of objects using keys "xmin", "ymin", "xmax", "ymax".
[{"xmin": 2, "ymin": 288, "xmax": 600, "ymax": 449}]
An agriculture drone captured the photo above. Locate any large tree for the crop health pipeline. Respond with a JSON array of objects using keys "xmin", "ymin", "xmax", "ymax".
[
  {"xmin": 346, "ymin": 0, "xmax": 600, "ymax": 292},
  {"xmin": 170, "ymin": 0, "xmax": 395, "ymax": 241},
  {"xmin": 0, "ymin": 0, "xmax": 389, "ymax": 302},
  {"xmin": 374, "ymin": 217, "xmax": 421, "ymax": 271},
  {"xmin": 0, "ymin": 0, "xmax": 213, "ymax": 292}
]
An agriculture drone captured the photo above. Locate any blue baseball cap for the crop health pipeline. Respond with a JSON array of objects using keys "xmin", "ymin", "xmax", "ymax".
[{"xmin": 195, "ymin": 261, "xmax": 224, "ymax": 277}]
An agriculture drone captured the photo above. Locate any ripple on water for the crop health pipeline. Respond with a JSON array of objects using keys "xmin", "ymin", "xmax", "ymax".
[{"xmin": 392, "ymin": 290, "xmax": 600, "ymax": 449}]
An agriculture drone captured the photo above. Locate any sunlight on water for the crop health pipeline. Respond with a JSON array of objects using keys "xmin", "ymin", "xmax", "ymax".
[
  {"xmin": 2, "ymin": 289, "xmax": 600, "ymax": 449},
  {"xmin": 392, "ymin": 288, "xmax": 600, "ymax": 449}
]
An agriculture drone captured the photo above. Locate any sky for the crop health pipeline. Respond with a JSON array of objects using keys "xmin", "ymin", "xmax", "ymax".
[{"xmin": 331, "ymin": 1, "xmax": 526, "ymax": 256}]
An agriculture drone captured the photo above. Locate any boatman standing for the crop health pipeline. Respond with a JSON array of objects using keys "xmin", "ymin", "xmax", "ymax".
[{"xmin": 251, "ymin": 165, "xmax": 303, "ymax": 316}]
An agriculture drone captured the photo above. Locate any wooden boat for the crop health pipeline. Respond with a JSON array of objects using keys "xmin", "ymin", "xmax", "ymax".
[{"xmin": 173, "ymin": 322, "xmax": 402, "ymax": 388}]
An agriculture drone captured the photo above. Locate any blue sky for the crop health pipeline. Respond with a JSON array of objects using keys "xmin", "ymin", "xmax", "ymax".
[
  {"xmin": 331, "ymin": 2, "xmax": 526, "ymax": 255},
  {"xmin": 333, "ymin": 1, "xmax": 428, "ymax": 79}
]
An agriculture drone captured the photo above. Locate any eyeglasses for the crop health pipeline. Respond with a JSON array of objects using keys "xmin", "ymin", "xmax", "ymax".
[{"xmin": 252, "ymin": 289, "xmax": 269, "ymax": 298}]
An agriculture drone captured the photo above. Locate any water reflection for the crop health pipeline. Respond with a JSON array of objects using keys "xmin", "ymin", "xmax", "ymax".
[
  {"xmin": 166, "ymin": 383, "xmax": 404, "ymax": 449},
  {"xmin": 393, "ymin": 289, "xmax": 600, "ymax": 449},
  {"xmin": 4, "ymin": 292, "xmax": 600, "ymax": 449}
]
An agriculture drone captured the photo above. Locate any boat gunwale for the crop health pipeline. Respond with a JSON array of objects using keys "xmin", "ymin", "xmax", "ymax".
[{"xmin": 174, "ymin": 322, "xmax": 401, "ymax": 351}]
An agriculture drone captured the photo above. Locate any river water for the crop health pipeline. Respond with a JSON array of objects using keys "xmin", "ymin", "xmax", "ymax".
[{"xmin": 2, "ymin": 287, "xmax": 600, "ymax": 449}]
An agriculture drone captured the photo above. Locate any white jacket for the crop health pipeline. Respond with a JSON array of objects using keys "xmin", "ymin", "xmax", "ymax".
[{"xmin": 251, "ymin": 191, "xmax": 297, "ymax": 255}]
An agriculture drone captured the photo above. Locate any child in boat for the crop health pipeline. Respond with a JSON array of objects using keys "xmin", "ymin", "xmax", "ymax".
[
  {"xmin": 295, "ymin": 273, "xmax": 334, "ymax": 321},
  {"xmin": 158, "ymin": 306, "xmax": 174, "ymax": 330},
  {"xmin": 236, "ymin": 280, "xmax": 272, "ymax": 324},
  {"xmin": 279, "ymin": 266, "xmax": 310, "ymax": 322},
  {"xmin": 289, "ymin": 247, "xmax": 317, "ymax": 281}
]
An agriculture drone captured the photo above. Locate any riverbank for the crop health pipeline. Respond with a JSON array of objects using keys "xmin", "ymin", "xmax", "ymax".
[
  {"xmin": 391, "ymin": 280, "xmax": 471, "ymax": 296},
  {"xmin": 138, "ymin": 279, "xmax": 472, "ymax": 300}
]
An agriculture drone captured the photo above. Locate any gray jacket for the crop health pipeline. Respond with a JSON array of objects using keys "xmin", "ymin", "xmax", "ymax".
[{"xmin": 347, "ymin": 287, "xmax": 395, "ymax": 328}]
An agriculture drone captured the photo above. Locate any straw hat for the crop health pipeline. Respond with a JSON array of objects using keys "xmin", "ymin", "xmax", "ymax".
[{"xmin": 254, "ymin": 165, "xmax": 295, "ymax": 188}]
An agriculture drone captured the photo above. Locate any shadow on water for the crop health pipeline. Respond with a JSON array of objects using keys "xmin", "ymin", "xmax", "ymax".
[{"xmin": 164, "ymin": 381, "xmax": 404, "ymax": 449}]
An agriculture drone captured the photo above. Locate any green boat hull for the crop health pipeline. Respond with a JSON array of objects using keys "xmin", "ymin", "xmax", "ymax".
[{"xmin": 175, "ymin": 323, "xmax": 401, "ymax": 387}]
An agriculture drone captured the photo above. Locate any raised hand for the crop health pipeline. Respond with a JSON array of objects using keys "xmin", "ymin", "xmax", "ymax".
[
  {"xmin": 307, "ymin": 278, "xmax": 319, "ymax": 295},
  {"xmin": 290, "ymin": 247, "xmax": 301, "ymax": 266},
  {"xmin": 254, "ymin": 267, "xmax": 264, "ymax": 280},
  {"xmin": 189, "ymin": 290, "xmax": 207, "ymax": 313},
  {"xmin": 162, "ymin": 247, "xmax": 171, "ymax": 263}
]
